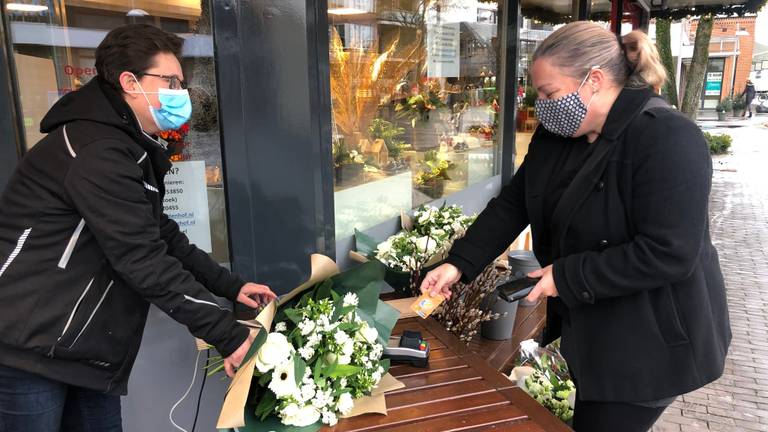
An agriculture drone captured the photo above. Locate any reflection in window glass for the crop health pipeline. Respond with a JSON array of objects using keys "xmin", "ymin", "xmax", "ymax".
[
  {"xmin": 7, "ymin": 0, "xmax": 231, "ymax": 265},
  {"xmin": 514, "ymin": 1, "xmax": 575, "ymax": 168},
  {"xmin": 330, "ymin": 0, "xmax": 504, "ymax": 239}
]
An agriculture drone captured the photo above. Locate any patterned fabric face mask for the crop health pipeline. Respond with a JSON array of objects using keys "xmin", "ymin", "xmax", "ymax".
[{"xmin": 535, "ymin": 67, "xmax": 598, "ymax": 137}]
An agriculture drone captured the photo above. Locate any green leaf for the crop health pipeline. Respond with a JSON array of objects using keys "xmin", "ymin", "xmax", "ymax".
[
  {"xmin": 284, "ymin": 308, "xmax": 302, "ymax": 324},
  {"xmin": 238, "ymin": 406, "xmax": 322, "ymax": 432},
  {"xmin": 258, "ymin": 372, "xmax": 272, "ymax": 387},
  {"xmin": 314, "ymin": 279, "xmax": 334, "ymax": 301},
  {"xmin": 331, "ymin": 304, "xmax": 357, "ymax": 322},
  {"xmin": 356, "ymin": 299, "xmax": 400, "ymax": 346},
  {"xmin": 242, "ymin": 329, "xmax": 268, "ymax": 365},
  {"xmin": 294, "ymin": 356, "xmax": 308, "ymax": 387},
  {"xmin": 379, "ymin": 358, "xmax": 391, "ymax": 374},
  {"xmin": 329, "ymin": 260, "xmax": 386, "ymax": 299},
  {"xmin": 254, "ymin": 390, "xmax": 278, "ymax": 421},
  {"xmin": 354, "ymin": 229, "xmax": 380, "ymax": 257},
  {"xmin": 330, "ymin": 289, "xmax": 341, "ymax": 303},
  {"xmin": 326, "ymin": 363, "xmax": 362, "ymax": 379}
]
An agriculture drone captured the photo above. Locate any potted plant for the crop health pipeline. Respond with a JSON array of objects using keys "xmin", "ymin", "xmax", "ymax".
[
  {"xmin": 468, "ymin": 124, "xmax": 495, "ymax": 141},
  {"xmin": 715, "ymin": 99, "xmax": 730, "ymax": 121},
  {"xmin": 396, "ymin": 80, "xmax": 446, "ymax": 150},
  {"xmin": 414, "ymin": 166, "xmax": 449, "ymax": 199},
  {"xmin": 732, "ymin": 93, "xmax": 746, "ymax": 117},
  {"xmin": 368, "ymin": 118, "xmax": 407, "ymax": 163},
  {"xmin": 332, "ymin": 139, "xmax": 365, "ymax": 186}
]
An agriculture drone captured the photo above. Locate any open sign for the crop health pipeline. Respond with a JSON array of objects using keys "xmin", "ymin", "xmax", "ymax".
[{"xmin": 63, "ymin": 65, "xmax": 97, "ymax": 76}]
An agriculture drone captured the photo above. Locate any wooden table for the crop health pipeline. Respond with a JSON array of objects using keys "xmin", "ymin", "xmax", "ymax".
[
  {"xmin": 468, "ymin": 299, "xmax": 548, "ymax": 374},
  {"xmin": 329, "ymin": 317, "xmax": 571, "ymax": 432}
]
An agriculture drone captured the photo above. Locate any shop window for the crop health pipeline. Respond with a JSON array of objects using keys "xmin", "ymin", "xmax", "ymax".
[
  {"xmin": 514, "ymin": 1, "xmax": 576, "ymax": 168},
  {"xmin": 329, "ymin": 0, "xmax": 504, "ymax": 239},
  {"xmin": 6, "ymin": 0, "xmax": 232, "ymax": 265}
]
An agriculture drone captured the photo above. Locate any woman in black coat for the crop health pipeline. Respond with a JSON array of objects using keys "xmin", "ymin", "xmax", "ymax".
[{"xmin": 421, "ymin": 22, "xmax": 731, "ymax": 432}]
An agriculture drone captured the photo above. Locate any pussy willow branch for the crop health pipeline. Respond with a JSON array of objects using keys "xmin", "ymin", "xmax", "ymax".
[{"xmin": 431, "ymin": 264, "xmax": 510, "ymax": 344}]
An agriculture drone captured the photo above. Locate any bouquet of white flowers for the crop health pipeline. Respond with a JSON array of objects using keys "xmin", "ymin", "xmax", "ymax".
[
  {"xmin": 352, "ymin": 204, "xmax": 475, "ymax": 296},
  {"xmin": 214, "ymin": 255, "xmax": 403, "ymax": 431},
  {"xmin": 374, "ymin": 204, "xmax": 475, "ymax": 272}
]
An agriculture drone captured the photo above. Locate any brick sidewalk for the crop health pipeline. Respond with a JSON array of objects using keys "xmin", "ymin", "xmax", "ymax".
[{"xmin": 653, "ymin": 126, "xmax": 768, "ymax": 431}]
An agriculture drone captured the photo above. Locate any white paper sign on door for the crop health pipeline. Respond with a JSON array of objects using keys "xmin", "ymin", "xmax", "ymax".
[
  {"xmin": 163, "ymin": 160, "xmax": 212, "ymax": 253},
  {"xmin": 427, "ymin": 23, "xmax": 460, "ymax": 78}
]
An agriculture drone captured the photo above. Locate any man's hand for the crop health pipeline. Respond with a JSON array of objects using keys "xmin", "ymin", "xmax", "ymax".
[
  {"xmin": 237, "ymin": 283, "xmax": 277, "ymax": 309},
  {"xmin": 419, "ymin": 263, "xmax": 462, "ymax": 299},
  {"xmin": 525, "ymin": 265, "xmax": 559, "ymax": 303},
  {"xmin": 224, "ymin": 332, "xmax": 255, "ymax": 378}
]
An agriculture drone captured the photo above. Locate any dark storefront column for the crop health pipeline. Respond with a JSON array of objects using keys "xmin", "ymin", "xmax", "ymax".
[
  {"xmin": 0, "ymin": 14, "xmax": 22, "ymax": 190},
  {"xmin": 501, "ymin": 0, "xmax": 522, "ymax": 182},
  {"xmin": 211, "ymin": 0, "xmax": 335, "ymax": 294}
]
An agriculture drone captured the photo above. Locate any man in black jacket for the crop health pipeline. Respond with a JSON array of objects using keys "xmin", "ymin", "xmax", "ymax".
[
  {"xmin": 0, "ymin": 25, "xmax": 275, "ymax": 431},
  {"xmin": 745, "ymin": 79, "xmax": 756, "ymax": 118}
]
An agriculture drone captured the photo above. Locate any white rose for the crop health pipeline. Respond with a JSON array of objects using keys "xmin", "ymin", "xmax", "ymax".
[
  {"xmin": 415, "ymin": 236, "xmax": 430, "ymax": 253},
  {"xmin": 282, "ymin": 404, "xmax": 321, "ymax": 427},
  {"xmin": 255, "ymin": 332, "xmax": 293, "ymax": 373},
  {"xmin": 356, "ymin": 322, "xmax": 379, "ymax": 344},
  {"xmin": 268, "ymin": 360, "xmax": 298, "ymax": 398},
  {"xmin": 337, "ymin": 392, "xmax": 354, "ymax": 415},
  {"xmin": 281, "ymin": 403, "xmax": 300, "ymax": 419},
  {"xmin": 342, "ymin": 339, "xmax": 355, "ymax": 357},
  {"xmin": 376, "ymin": 240, "xmax": 392, "ymax": 255}
]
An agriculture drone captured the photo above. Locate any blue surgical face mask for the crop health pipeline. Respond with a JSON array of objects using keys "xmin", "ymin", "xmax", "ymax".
[{"xmin": 128, "ymin": 73, "xmax": 192, "ymax": 131}]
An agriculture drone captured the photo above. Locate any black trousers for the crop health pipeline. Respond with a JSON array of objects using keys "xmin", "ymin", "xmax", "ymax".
[{"xmin": 573, "ymin": 399, "xmax": 668, "ymax": 432}]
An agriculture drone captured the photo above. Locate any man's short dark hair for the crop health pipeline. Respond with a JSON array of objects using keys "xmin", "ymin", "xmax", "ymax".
[{"xmin": 95, "ymin": 24, "xmax": 184, "ymax": 92}]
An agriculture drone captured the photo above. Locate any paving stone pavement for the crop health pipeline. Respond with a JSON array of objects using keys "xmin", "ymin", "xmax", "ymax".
[{"xmin": 652, "ymin": 124, "xmax": 768, "ymax": 432}]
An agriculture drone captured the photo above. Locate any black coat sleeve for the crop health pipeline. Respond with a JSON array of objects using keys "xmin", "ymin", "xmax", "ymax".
[
  {"xmin": 159, "ymin": 214, "xmax": 245, "ymax": 302},
  {"xmin": 553, "ymin": 111, "xmax": 712, "ymax": 308},
  {"xmin": 445, "ymin": 159, "xmax": 529, "ymax": 282},
  {"xmin": 64, "ymin": 140, "xmax": 249, "ymax": 357}
]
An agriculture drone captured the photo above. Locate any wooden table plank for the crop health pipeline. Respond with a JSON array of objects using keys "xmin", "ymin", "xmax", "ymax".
[
  {"xmin": 499, "ymin": 388, "xmax": 572, "ymax": 432},
  {"xmin": 329, "ymin": 316, "xmax": 571, "ymax": 432},
  {"xmin": 330, "ymin": 392, "xmax": 519, "ymax": 431},
  {"xmin": 377, "ymin": 405, "xmax": 532, "ymax": 432},
  {"xmin": 467, "ymin": 300, "xmax": 547, "ymax": 373}
]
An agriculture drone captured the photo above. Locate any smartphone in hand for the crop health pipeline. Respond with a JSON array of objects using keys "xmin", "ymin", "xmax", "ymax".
[{"xmin": 497, "ymin": 276, "xmax": 541, "ymax": 302}]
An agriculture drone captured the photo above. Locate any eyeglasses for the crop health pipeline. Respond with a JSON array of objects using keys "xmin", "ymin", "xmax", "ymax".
[{"xmin": 137, "ymin": 72, "xmax": 187, "ymax": 90}]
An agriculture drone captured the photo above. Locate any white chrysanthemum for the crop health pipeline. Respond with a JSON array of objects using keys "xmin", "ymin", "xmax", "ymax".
[
  {"xmin": 255, "ymin": 332, "xmax": 293, "ymax": 373},
  {"xmin": 312, "ymin": 389, "xmax": 333, "ymax": 410},
  {"xmin": 298, "ymin": 319, "xmax": 316, "ymax": 336},
  {"xmin": 334, "ymin": 329, "xmax": 351, "ymax": 345},
  {"xmin": 282, "ymin": 404, "xmax": 320, "ymax": 427},
  {"xmin": 342, "ymin": 292, "xmax": 359, "ymax": 307},
  {"xmin": 337, "ymin": 392, "xmax": 354, "ymax": 415},
  {"xmin": 372, "ymin": 369, "xmax": 383, "ymax": 384},
  {"xmin": 321, "ymin": 409, "xmax": 338, "ymax": 426},
  {"xmin": 274, "ymin": 322, "xmax": 287, "ymax": 332},
  {"xmin": 268, "ymin": 360, "xmax": 298, "ymax": 398},
  {"xmin": 306, "ymin": 332, "xmax": 321, "ymax": 348},
  {"xmin": 299, "ymin": 383, "xmax": 316, "ymax": 403},
  {"xmin": 298, "ymin": 346, "xmax": 315, "ymax": 360}
]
